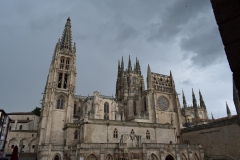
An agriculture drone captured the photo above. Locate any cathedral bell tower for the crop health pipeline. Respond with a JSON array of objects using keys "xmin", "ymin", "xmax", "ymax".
[
  {"xmin": 38, "ymin": 18, "xmax": 76, "ymax": 159},
  {"xmin": 115, "ymin": 56, "xmax": 145, "ymax": 119}
]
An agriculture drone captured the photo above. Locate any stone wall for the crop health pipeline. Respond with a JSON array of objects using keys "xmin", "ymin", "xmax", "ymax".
[{"xmin": 181, "ymin": 117, "xmax": 240, "ymax": 159}]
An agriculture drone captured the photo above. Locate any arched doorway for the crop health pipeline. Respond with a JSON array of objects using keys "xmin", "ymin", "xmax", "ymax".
[
  {"xmin": 149, "ymin": 153, "xmax": 158, "ymax": 160},
  {"xmin": 54, "ymin": 154, "xmax": 60, "ymax": 160},
  {"xmin": 106, "ymin": 154, "xmax": 113, "ymax": 160},
  {"xmin": 165, "ymin": 155, "xmax": 174, "ymax": 160},
  {"xmin": 86, "ymin": 154, "xmax": 97, "ymax": 160},
  {"xmin": 194, "ymin": 154, "xmax": 199, "ymax": 160}
]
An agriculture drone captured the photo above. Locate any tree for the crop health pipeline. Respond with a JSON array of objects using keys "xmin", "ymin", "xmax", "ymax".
[{"xmin": 32, "ymin": 107, "xmax": 41, "ymax": 116}]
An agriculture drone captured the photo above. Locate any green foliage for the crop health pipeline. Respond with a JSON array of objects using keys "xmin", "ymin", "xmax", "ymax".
[{"xmin": 32, "ymin": 107, "xmax": 41, "ymax": 116}]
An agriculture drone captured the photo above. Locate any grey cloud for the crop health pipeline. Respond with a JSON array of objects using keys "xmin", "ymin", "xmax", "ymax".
[
  {"xmin": 115, "ymin": 25, "xmax": 138, "ymax": 42},
  {"xmin": 147, "ymin": 0, "xmax": 210, "ymax": 42},
  {"xmin": 181, "ymin": 79, "xmax": 193, "ymax": 86},
  {"xmin": 180, "ymin": 26, "xmax": 225, "ymax": 67}
]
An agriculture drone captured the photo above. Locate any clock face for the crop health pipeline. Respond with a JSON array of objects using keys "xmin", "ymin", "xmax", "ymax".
[{"xmin": 157, "ymin": 96, "xmax": 169, "ymax": 111}]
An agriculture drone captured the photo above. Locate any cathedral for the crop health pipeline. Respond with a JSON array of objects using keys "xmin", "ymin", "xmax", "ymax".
[{"xmin": 37, "ymin": 18, "xmax": 206, "ymax": 160}]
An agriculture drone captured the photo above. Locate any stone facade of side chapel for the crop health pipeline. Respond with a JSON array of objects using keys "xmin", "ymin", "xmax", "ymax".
[{"xmin": 37, "ymin": 18, "xmax": 206, "ymax": 160}]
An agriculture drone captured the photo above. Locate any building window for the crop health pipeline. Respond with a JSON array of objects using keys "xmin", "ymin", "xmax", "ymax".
[
  {"xmin": 9, "ymin": 126, "xmax": 11, "ymax": 130},
  {"xmin": 113, "ymin": 128, "xmax": 118, "ymax": 138},
  {"xmin": 104, "ymin": 102, "xmax": 109, "ymax": 120},
  {"xmin": 32, "ymin": 134, "xmax": 34, "ymax": 137},
  {"xmin": 130, "ymin": 129, "xmax": 135, "ymax": 134},
  {"xmin": 144, "ymin": 98, "xmax": 147, "ymax": 111},
  {"xmin": 58, "ymin": 73, "xmax": 63, "ymax": 88},
  {"xmin": 57, "ymin": 96, "xmax": 64, "ymax": 109},
  {"xmin": 146, "ymin": 130, "xmax": 150, "ymax": 139},
  {"xmin": 132, "ymin": 77, "xmax": 136, "ymax": 84},
  {"xmin": 60, "ymin": 57, "xmax": 65, "ymax": 69},
  {"xmin": 63, "ymin": 74, "xmax": 68, "ymax": 89},
  {"xmin": 22, "ymin": 145, "xmax": 25, "ymax": 148},
  {"xmin": 74, "ymin": 130, "xmax": 78, "ymax": 139},
  {"xmin": 65, "ymin": 59, "xmax": 70, "ymax": 70},
  {"xmin": 74, "ymin": 104, "xmax": 77, "ymax": 115},
  {"xmin": 19, "ymin": 125, "xmax": 22, "ymax": 130},
  {"xmin": 11, "ymin": 145, "xmax": 14, "ymax": 148},
  {"xmin": 32, "ymin": 145, "xmax": 35, "ymax": 149},
  {"xmin": 27, "ymin": 117, "xmax": 29, "ymax": 120}
]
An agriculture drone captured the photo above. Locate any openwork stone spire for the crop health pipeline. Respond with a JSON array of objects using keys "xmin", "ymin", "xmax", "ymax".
[
  {"xmin": 182, "ymin": 90, "xmax": 187, "ymax": 108},
  {"xmin": 128, "ymin": 55, "xmax": 132, "ymax": 72},
  {"xmin": 60, "ymin": 17, "xmax": 72, "ymax": 51},
  {"xmin": 192, "ymin": 88, "xmax": 197, "ymax": 108},
  {"xmin": 199, "ymin": 90, "xmax": 206, "ymax": 109}
]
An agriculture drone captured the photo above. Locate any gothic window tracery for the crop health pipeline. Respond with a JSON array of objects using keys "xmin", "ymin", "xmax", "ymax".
[
  {"xmin": 58, "ymin": 73, "xmax": 63, "ymax": 88},
  {"xmin": 113, "ymin": 128, "xmax": 118, "ymax": 138},
  {"xmin": 57, "ymin": 96, "xmax": 64, "ymax": 109},
  {"xmin": 157, "ymin": 96, "xmax": 169, "ymax": 111},
  {"xmin": 65, "ymin": 58, "xmax": 70, "ymax": 70},
  {"xmin": 60, "ymin": 57, "xmax": 65, "ymax": 69},
  {"xmin": 54, "ymin": 154, "xmax": 60, "ymax": 160},
  {"xmin": 104, "ymin": 102, "xmax": 109, "ymax": 120},
  {"xmin": 63, "ymin": 74, "xmax": 68, "ymax": 89},
  {"xmin": 146, "ymin": 130, "xmax": 150, "ymax": 139}
]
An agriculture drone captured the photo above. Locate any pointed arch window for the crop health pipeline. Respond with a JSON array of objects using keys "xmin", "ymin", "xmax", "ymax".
[
  {"xmin": 58, "ymin": 73, "xmax": 63, "ymax": 88},
  {"xmin": 74, "ymin": 103, "xmax": 77, "ymax": 115},
  {"xmin": 65, "ymin": 58, "xmax": 70, "ymax": 70},
  {"xmin": 74, "ymin": 130, "xmax": 78, "ymax": 139},
  {"xmin": 113, "ymin": 128, "xmax": 118, "ymax": 138},
  {"xmin": 63, "ymin": 74, "xmax": 68, "ymax": 89},
  {"xmin": 19, "ymin": 125, "xmax": 22, "ymax": 130},
  {"xmin": 130, "ymin": 129, "xmax": 135, "ymax": 134},
  {"xmin": 57, "ymin": 96, "xmax": 64, "ymax": 109},
  {"xmin": 54, "ymin": 155, "xmax": 60, "ymax": 160},
  {"xmin": 60, "ymin": 57, "xmax": 65, "ymax": 69},
  {"xmin": 104, "ymin": 102, "xmax": 109, "ymax": 120},
  {"xmin": 146, "ymin": 130, "xmax": 150, "ymax": 139}
]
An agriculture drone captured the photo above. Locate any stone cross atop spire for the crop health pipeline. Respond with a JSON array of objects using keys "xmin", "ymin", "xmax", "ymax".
[{"xmin": 60, "ymin": 17, "xmax": 72, "ymax": 51}]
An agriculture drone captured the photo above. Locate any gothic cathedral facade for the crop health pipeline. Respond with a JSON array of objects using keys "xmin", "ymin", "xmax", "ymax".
[{"xmin": 38, "ymin": 18, "xmax": 205, "ymax": 160}]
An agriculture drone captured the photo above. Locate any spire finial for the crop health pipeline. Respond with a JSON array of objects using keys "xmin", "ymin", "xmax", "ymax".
[{"xmin": 60, "ymin": 18, "xmax": 73, "ymax": 51}]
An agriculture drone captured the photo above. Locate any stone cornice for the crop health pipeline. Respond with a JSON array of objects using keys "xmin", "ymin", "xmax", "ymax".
[{"xmin": 64, "ymin": 119, "xmax": 175, "ymax": 130}]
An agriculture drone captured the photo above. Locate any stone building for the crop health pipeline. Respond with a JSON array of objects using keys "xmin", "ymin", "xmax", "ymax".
[
  {"xmin": 5, "ymin": 112, "xmax": 39, "ymax": 157},
  {"xmin": 37, "ymin": 18, "xmax": 204, "ymax": 160}
]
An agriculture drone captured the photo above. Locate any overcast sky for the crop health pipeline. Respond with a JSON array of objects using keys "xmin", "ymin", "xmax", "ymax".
[{"xmin": 0, "ymin": 0, "xmax": 235, "ymax": 118}]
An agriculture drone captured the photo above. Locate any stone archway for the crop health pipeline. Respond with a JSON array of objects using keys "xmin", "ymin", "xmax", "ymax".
[
  {"xmin": 194, "ymin": 154, "xmax": 199, "ymax": 160},
  {"xmin": 54, "ymin": 154, "xmax": 60, "ymax": 160},
  {"xmin": 106, "ymin": 154, "xmax": 113, "ymax": 160},
  {"xmin": 86, "ymin": 154, "xmax": 97, "ymax": 160},
  {"xmin": 149, "ymin": 153, "xmax": 158, "ymax": 160},
  {"xmin": 165, "ymin": 155, "xmax": 174, "ymax": 160}
]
